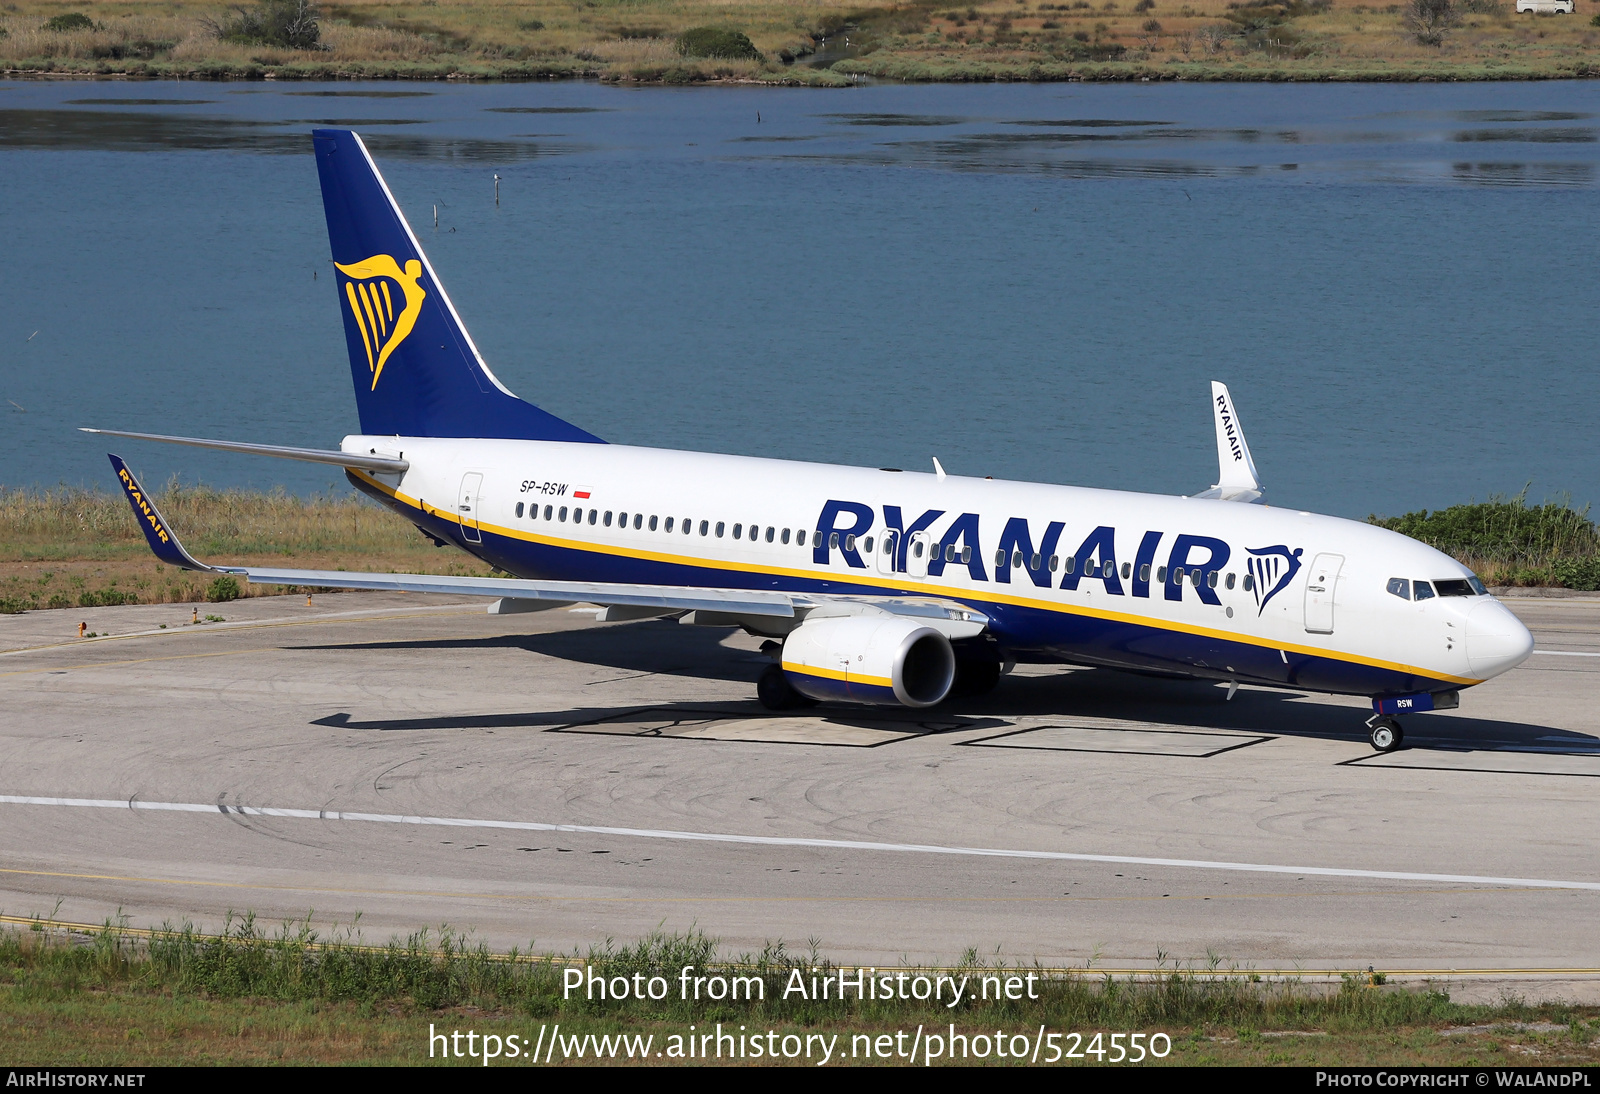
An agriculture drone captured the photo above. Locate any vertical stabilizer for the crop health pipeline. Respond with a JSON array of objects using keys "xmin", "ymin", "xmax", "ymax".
[{"xmin": 312, "ymin": 129, "xmax": 602, "ymax": 443}]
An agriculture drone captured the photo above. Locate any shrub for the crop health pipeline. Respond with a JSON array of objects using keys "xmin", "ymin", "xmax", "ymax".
[
  {"xmin": 206, "ymin": 576, "xmax": 242, "ymax": 603},
  {"xmin": 676, "ymin": 26, "xmax": 763, "ymax": 59},
  {"xmin": 517, "ymin": 19, "xmax": 544, "ymax": 30},
  {"xmin": 1404, "ymin": 0, "xmax": 1457, "ymax": 44},
  {"xmin": 1134, "ymin": 0, "xmax": 1156, "ymax": 9},
  {"xmin": 1552, "ymin": 558, "xmax": 1600, "ymax": 592},
  {"xmin": 214, "ymin": 0, "xmax": 322, "ymax": 50},
  {"xmin": 1143, "ymin": 18, "xmax": 1164, "ymax": 30},
  {"xmin": 79, "ymin": 588, "xmax": 136, "ymax": 607},
  {"xmin": 43, "ymin": 12, "xmax": 96, "ymax": 31}
]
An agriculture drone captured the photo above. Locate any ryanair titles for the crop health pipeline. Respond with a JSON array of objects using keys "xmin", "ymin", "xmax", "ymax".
[{"xmin": 812, "ymin": 499, "xmax": 1300, "ymax": 611}]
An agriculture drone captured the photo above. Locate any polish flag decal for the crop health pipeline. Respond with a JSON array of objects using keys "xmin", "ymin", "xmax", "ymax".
[{"xmin": 573, "ymin": 487, "xmax": 592, "ymax": 500}]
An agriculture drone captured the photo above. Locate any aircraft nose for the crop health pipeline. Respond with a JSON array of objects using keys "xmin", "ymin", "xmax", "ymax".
[{"xmin": 1466, "ymin": 598, "xmax": 1535, "ymax": 678}]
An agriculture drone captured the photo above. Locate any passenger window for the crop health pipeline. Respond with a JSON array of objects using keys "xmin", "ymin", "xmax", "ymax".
[
  {"xmin": 604, "ymin": 511, "xmax": 613, "ymax": 527},
  {"xmin": 947, "ymin": 544, "xmax": 957, "ymax": 563},
  {"xmin": 913, "ymin": 541, "xmax": 924, "ymax": 558},
  {"xmin": 1050, "ymin": 555, "xmax": 1060, "ymax": 572},
  {"xmin": 1123, "ymin": 562, "xmax": 1132, "ymax": 580},
  {"xmin": 1029, "ymin": 553, "xmax": 1040, "ymax": 571},
  {"xmin": 1139, "ymin": 564, "xmax": 1150, "ymax": 583},
  {"xmin": 1435, "ymin": 579, "xmax": 1473, "ymax": 597},
  {"xmin": 863, "ymin": 536, "xmax": 873, "ymax": 553},
  {"xmin": 588, "ymin": 509, "xmax": 598, "ymax": 525},
  {"xmin": 664, "ymin": 517, "xmax": 673, "ymax": 532},
  {"xmin": 1242, "ymin": 573, "xmax": 1253, "ymax": 591},
  {"xmin": 798, "ymin": 530, "xmax": 807, "ymax": 546},
  {"xmin": 543, "ymin": 505, "xmax": 552, "ymax": 520},
  {"xmin": 1225, "ymin": 572, "xmax": 1235, "ymax": 589},
  {"xmin": 1386, "ymin": 577, "xmax": 1410, "ymax": 600},
  {"xmin": 1013, "ymin": 551, "xmax": 1023, "ymax": 569},
  {"xmin": 829, "ymin": 532, "xmax": 839, "ymax": 549},
  {"xmin": 516, "ymin": 502, "xmax": 524, "ymax": 518},
  {"xmin": 559, "ymin": 506, "xmax": 568, "ymax": 522},
  {"xmin": 634, "ymin": 514, "xmax": 643, "ymax": 530},
  {"xmin": 700, "ymin": 520, "xmax": 709, "ymax": 536},
  {"xmin": 994, "ymin": 549, "xmax": 1006, "ymax": 568},
  {"xmin": 750, "ymin": 525, "xmax": 759, "ymax": 542},
  {"xmin": 650, "ymin": 515, "xmax": 659, "ymax": 531},
  {"xmin": 961, "ymin": 546, "xmax": 972, "ymax": 564},
  {"xmin": 732, "ymin": 523, "xmax": 741, "ymax": 539},
  {"xmin": 1064, "ymin": 556, "xmax": 1076, "ymax": 575},
  {"xmin": 1207, "ymin": 571, "xmax": 1218, "ymax": 588},
  {"xmin": 781, "ymin": 528, "xmax": 791, "ymax": 545},
  {"xmin": 1157, "ymin": 566, "xmax": 1167, "ymax": 583},
  {"xmin": 716, "ymin": 522, "xmax": 725, "ymax": 537},
  {"xmin": 1191, "ymin": 570, "xmax": 1202, "ymax": 586},
  {"xmin": 618, "ymin": 511, "xmax": 626, "ymax": 526},
  {"xmin": 845, "ymin": 534, "xmax": 856, "ymax": 551},
  {"xmin": 684, "ymin": 519, "xmax": 692, "ymax": 534},
  {"xmin": 765, "ymin": 527, "xmax": 774, "ymax": 543},
  {"xmin": 1414, "ymin": 580, "xmax": 1436, "ymax": 601}
]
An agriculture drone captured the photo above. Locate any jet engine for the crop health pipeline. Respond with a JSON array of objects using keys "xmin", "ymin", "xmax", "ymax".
[{"xmin": 780, "ymin": 615, "xmax": 956, "ymax": 708}]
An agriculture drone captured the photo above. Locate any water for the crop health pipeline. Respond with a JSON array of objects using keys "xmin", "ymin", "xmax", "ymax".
[{"xmin": 1, "ymin": 79, "xmax": 1596, "ymax": 519}]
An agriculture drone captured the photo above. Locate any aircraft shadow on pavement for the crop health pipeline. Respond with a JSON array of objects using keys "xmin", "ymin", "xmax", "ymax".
[{"xmin": 298, "ymin": 620, "xmax": 1588, "ymax": 754}]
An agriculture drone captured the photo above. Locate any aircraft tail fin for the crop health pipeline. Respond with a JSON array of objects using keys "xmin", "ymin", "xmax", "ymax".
[
  {"xmin": 312, "ymin": 129, "xmax": 602, "ymax": 443},
  {"xmin": 1193, "ymin": 380, "xmax": 1265, "ymax": 504}
]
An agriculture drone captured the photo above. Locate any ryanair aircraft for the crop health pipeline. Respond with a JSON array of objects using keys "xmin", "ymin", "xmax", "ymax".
[{"xmin": 91, "ymin": 129, "xmax": 1534, "ymax": 754}]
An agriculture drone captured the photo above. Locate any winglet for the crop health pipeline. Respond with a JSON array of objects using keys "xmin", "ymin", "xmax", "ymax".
[
  {"xmin": 1194, "ymin": 381, "xmax": 1265, "ymax": 503},
  {"xmin": 107, "ymin": 454, "xmax": 233, "ymax": 573}
]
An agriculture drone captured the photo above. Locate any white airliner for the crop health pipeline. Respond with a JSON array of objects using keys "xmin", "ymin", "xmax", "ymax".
[{"xmin": 90, "ymin": 129, "xmax": 1534, "ymax": 753}]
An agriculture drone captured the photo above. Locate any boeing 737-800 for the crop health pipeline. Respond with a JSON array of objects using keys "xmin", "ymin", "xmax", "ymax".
[{"xmin": 89, "ymin": 129, "xmax": 1534, "ymax": 753}]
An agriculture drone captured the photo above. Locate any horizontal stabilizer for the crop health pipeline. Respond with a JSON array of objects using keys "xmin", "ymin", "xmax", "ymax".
[
  {"xmin": 83, "ymin": 429, "xmax": 408, "ymax": 474},
  {"xmin": 1193, "ymin": 381, "xmax": 1265, "ymax": 504}
]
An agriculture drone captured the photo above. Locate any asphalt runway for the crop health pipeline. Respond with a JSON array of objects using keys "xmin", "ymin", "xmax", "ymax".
[{"xmin": 3, "ymin": 591, "xmax": 1599, "ymax": 998}]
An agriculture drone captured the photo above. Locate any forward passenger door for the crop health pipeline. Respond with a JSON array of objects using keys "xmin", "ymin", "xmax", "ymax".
[{"xmin": 1303, "ymin": 553, "xmax": 1344, "ymax": 635}]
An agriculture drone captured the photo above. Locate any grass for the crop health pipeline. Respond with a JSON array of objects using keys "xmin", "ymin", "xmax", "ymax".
[
  {"xmin": 4, "ymin": 915, "xmax": 1600, "ymax": 1064},
  {"xmin": 1368, "ymin": 487, "xmax": 1600, "ymax": 590},
  {"xmin": 0, "ymin": 0, "xmax": 1596, "ymax": 83},
  {"xmin": 0, "ymin": 481, "xmax": 491, "ymax": 613}
]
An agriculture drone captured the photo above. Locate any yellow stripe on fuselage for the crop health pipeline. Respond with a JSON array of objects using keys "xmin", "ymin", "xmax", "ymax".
[{"xmin": 348, "ymin": 470, "xmax": 1480, "ymax": 689}]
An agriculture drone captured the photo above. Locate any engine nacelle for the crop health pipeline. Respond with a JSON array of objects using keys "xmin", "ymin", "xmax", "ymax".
[{"xmin": 781, "ymin": 615, "xmax": 956, "ymax": 708}]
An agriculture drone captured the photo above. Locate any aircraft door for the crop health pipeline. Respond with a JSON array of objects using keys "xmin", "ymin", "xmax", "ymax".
[
  {"xmin": 458, "ymin": 472, "xmax": 484, "ymax": 545},
  {"xmin": 1303, "ymin": 552, "xmax": 1343, "ymax": 634},
  {"xmin": 878, "ymin": 530, "xmax": 898, "ymax": 575},
  {"xmin": 907, "ymin": 531, "xmax": 931, "ymax": 578}
]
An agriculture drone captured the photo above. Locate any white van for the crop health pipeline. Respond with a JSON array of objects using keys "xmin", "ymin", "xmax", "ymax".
[{"xmin": 1516, "ymin": 0, "xmax": 1574, "ymax": 11}]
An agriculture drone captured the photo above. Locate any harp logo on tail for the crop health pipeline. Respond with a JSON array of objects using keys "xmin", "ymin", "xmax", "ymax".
[{"xmin": 335, "ymin": 254, "xmax": 426, "ymax": 390}]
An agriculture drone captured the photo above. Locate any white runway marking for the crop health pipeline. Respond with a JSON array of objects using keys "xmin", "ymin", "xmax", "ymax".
[
  {"xmin": 1531, "ymin": 650, "xmax": 1600, "ymax": 657},
  {"xmin": 4, "ymin": 794, "xmax": 1599, "ymax": 892}
]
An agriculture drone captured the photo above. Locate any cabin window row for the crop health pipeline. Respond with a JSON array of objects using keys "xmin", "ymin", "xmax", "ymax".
[
  {"xmin": 512, "ymin": 502, "xmax": 814, "ymax": 546},
  {"xmin": 983, "ymin": 550, "xmax": 1255, "ymax": 590}
]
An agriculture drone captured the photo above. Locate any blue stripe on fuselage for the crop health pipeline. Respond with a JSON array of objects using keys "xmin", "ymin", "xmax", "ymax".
[{"xmin": 351, "ymin": 474, "xmax": 1452, "ymax": 700}]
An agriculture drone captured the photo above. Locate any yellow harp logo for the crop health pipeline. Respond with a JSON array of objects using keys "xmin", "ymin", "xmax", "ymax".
[{"xmin": 335, "ymin": 254, "xmax": 426, "ymax": 390}]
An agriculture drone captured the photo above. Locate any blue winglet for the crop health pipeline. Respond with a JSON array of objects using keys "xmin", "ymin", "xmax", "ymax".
[{"xmin": 108, "ymin": 453, "xmax": 224, "ymax": 573}]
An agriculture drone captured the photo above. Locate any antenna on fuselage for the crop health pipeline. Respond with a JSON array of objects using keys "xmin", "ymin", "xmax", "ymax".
[{"xmin": 932, "ymin": 456, "xmax": 947, "ymax": 482}]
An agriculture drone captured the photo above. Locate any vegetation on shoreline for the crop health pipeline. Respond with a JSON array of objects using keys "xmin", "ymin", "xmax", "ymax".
[
  {"xmin": 0, "ymin": 481, "xmax": 486, "ymax": 613},
  {"xmin": 0, "ymin": 0, "xmax": 1596, "ymax": 84},
  {"xmin": 4, "ymin": 915, "xmax": 1600, "ymax": 1064},
  {"xmin": 1368, "ymin": 488, "xmax": 1600, "ymax": 590}
]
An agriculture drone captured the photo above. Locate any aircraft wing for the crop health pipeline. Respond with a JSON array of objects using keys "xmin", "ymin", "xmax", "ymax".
[{"xmin": 105, "ymin": 454, "xmax": 987, "ymax": 638}]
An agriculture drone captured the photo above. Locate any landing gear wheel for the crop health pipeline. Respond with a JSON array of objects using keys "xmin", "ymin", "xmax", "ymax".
[
  {"xmin": 757, "ymin": 664, "xmax": 817, "ymax": 711},
  {"xmin": 1368, "ymin": 717, "xmax": 1403, "ymax": 753}
]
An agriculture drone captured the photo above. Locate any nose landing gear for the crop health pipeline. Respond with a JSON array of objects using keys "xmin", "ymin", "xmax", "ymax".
[{"xmin": 1366, "ymin": 714, "xmax": 1404, "ymax": 753}]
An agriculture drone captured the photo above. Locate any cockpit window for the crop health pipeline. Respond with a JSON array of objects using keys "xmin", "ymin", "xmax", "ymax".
[
  {"xmin": 1386, "ymin": 577, "xmax": 1410, "ymax": 600},
  {"xmin": 1468, "ymin": 575, "xmax": 1488, "ymax": 596},
  {"xmin": 1413, "ymin": 580, "xmax": 1436, "ymax": 601},
  {"xmin": 1434, "ymin": 579, "xmax": 1474, "ymax": 597}
]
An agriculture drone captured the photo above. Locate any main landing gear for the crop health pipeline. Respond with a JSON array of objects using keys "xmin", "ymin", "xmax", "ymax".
[
  {"xmin": 757, "ymin": 664, "xmax": 820, "ymax": 711},
  {"xmin": 1366, "ymin": 714, "xmax": 1404, "ymax": 753}
]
